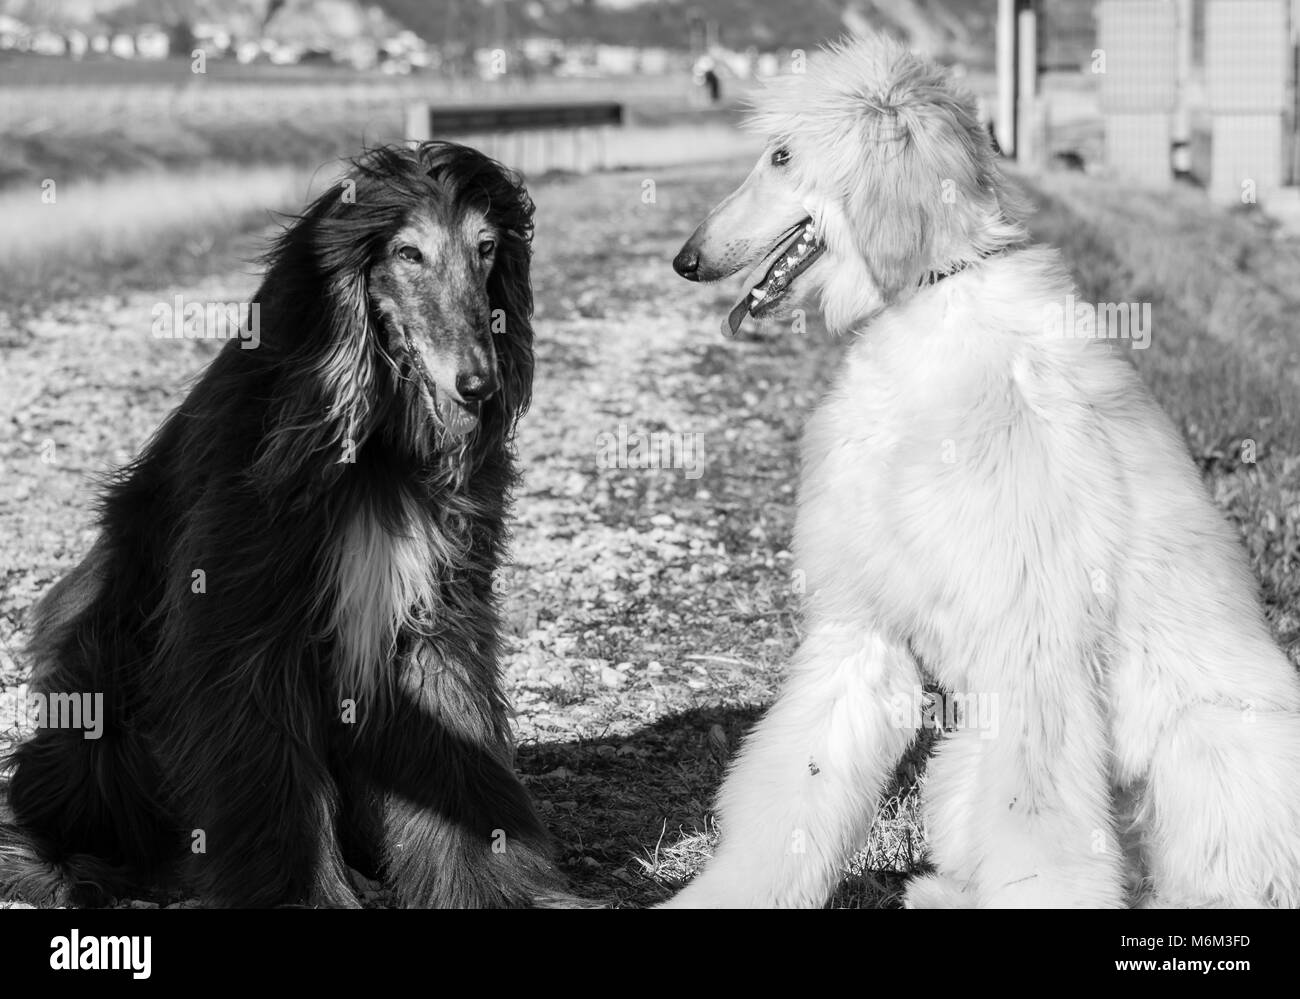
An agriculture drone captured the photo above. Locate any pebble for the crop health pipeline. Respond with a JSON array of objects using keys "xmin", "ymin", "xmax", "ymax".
[{"xmin": 600, "ymin": 666, "xmax": 627, "ymax": 688}]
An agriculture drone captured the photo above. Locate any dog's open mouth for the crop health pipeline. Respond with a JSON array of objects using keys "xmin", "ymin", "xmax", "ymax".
[
  {"xmin": 725, "ymin": 219, "xmax": 824, "ymax": 336},
  {"xmin": 401, "ymin": 332, "xmax": 480, "ymax": 440}
]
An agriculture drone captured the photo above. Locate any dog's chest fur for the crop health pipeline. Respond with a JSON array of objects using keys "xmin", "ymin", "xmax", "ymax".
[
  {"xmin": 794, "ymin": 249, "xmax": 1130, "ymax": 690},
  {"xmin": 328, "ymin": 494, "xmax": 460, "ymax": 701}
]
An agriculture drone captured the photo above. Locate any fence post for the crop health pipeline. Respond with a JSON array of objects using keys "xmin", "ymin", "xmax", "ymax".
[{"xmin": 405, "ymin": 102, "xmax": 431, "ymax": 144}]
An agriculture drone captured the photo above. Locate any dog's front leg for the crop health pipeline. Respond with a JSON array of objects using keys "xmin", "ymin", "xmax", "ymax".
[
  {"xmin": 663, "ymin": 622, "xmax": 921, "ymax": 907},
  {"xmin": 350, "ymin": 647, "xmax": 569, "ymax": 908}
]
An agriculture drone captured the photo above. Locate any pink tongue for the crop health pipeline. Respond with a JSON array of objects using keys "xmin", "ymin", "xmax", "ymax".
[
  {"xmin": 723, "ymin": 223, "xmax": 810, "ymax": 336},
  {"xmin": 724, "ymin": 298, "xmax": 751, "ymax": 338}
]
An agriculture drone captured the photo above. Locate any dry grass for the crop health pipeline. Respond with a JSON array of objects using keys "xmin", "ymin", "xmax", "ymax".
[
  {"xmin": 1022, "ymin": 169, "xmax": 1300, "ymax": 652},
  {"xmin": 0, "ymin": 165, "xmax": 337, "ymax": 318}
]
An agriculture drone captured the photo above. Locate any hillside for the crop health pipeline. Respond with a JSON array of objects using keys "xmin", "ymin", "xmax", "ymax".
[{"xmin": 2, "ymin": 0, "xmax": 1002, "ymax": 59}]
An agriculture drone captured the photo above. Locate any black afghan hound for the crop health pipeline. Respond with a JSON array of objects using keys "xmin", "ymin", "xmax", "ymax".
[{"xmin": 0, "ymin": 141, "xmax": 572, "ymax": 908}]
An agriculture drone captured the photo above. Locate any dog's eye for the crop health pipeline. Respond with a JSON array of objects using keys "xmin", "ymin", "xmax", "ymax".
[
  {"xmin": 478, "ymin": 238, "xmax": 496, "ymax": 259},
  {"xmin": 770, "ymin": 146, "xmax": 791, "ymax": 167},
  {"xmin": 397, "ymin": 245, "xmax": 423, "ymax": 264}
]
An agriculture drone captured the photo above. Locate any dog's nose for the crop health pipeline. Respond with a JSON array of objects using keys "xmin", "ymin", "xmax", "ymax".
[
  {"xmin": 673, "ymin": 245, "xmax": 701, "ymax": 281},
  {"xmin": 456, "ymin": 372, "xmax": 496, "ymax": 404}
]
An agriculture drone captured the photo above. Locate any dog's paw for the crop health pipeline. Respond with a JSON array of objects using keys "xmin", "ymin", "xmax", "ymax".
[
  {"xmin": 532, "ymin": 891, "xmax": 607, "ymax": 909},
  {"xmin": 654, "ymin": 880, "xmax": 734, "ymax": 908},
  {"xmin": 654, "ymin": 895, "xmax": 696, "ymax": 909},
  {"xmin": 903, "ymin": 873, "xmax": 978, "ymax": 909}
]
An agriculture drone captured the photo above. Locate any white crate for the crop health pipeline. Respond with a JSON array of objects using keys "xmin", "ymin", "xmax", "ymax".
[
  {"xmin": 1105, "ymin": 112, "xmax": 1173, "ymax": 187},
  {"xmin": 1209, "ymin": 112, "xmax": 1285, "ymax": 203},
  {"xmin": 1206, "ymin": 0, "xmax": 1289, "ymax": 112},
  {"xmin": 1097, "ymin": 0, "xmax": 1179, "ymax": 112}
]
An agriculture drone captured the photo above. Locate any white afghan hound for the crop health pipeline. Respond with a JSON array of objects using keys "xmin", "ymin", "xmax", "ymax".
[{"xmin": 667, "ymin": 34, "xmax": 1300, "ymax": 908}]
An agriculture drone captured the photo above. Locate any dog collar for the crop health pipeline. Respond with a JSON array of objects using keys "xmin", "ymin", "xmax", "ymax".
[
  {"xmin": 920, "ymin": 248, "xmax": 1011, "ymax": 288},
  {"xmin": 920, "ymin": 260, "xmax": 972, "ymax": 287}
]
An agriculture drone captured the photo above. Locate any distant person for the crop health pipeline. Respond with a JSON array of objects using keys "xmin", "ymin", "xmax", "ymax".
[
  {"xmin": 704, "ymin": 68, "xmax": 721, "ymax": 103},
  {"xmin": 694, "ymin": 56, "xmax": 722, "ymax": 106}
]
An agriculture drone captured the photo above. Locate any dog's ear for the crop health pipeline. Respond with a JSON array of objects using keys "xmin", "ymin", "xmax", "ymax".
[
  {"xmin": 849, "ymin": 85, "xmax": 1018, "ymax": 299},
  {"xmin": 251, "ymin": 181, "xmax": 382, "ymax": 491},
  {"xmin": 485, "ymin": 172, "xmax": 535, "ymax": 431},
  {"xmin": 317, "ymin": 265, "xmax": 381, "ymax": 456}
]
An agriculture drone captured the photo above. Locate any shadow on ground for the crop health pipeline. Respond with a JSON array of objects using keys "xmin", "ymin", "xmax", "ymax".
[{"xmin": 521, "ymin": 704, "xmax": 924, "ymax": 909}]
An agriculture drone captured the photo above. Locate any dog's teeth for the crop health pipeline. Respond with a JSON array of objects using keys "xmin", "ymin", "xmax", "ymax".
[{"xmin": 751, "ymin": 288, "xmax": 765, "ymax": 302}]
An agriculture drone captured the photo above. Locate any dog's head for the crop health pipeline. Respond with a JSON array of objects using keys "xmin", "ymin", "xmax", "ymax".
[
  {"xmin": 361, "ymin": 151, "xmax": 504, "ymax": 440},
  {"xmin": 281, "ymin": 141, "xmax": 534, "ymax": 456},
  {"xmin": 360, "ymin": 142, "xmax": 534, "ymax": 444},
  {"xmin": 674, "ymin": 34, "xmax": 1026, "ymax": 336}
]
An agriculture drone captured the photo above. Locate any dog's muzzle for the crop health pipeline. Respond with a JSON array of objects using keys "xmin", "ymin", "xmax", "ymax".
[{"xmin": 673, "ymin": 246, "xmax": 702, "ymax": 281}]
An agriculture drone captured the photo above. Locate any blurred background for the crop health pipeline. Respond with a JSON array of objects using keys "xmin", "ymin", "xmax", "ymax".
[
  {"xmin": 5, "ymin": 1, "xmax": 1300, "ymax": 272},
  {"xmin": 0, "ymin": 1, "xmax": 1018, "ymax": 188}
]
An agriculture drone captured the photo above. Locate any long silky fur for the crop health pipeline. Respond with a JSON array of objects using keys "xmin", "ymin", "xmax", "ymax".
[
  {"xmin": 0, "ymin": 141, "xmax": 571, "ymax": 908},
  {"xmin": 664, "ymin": 34, "xmax": 1300, "ymax": 909}
]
